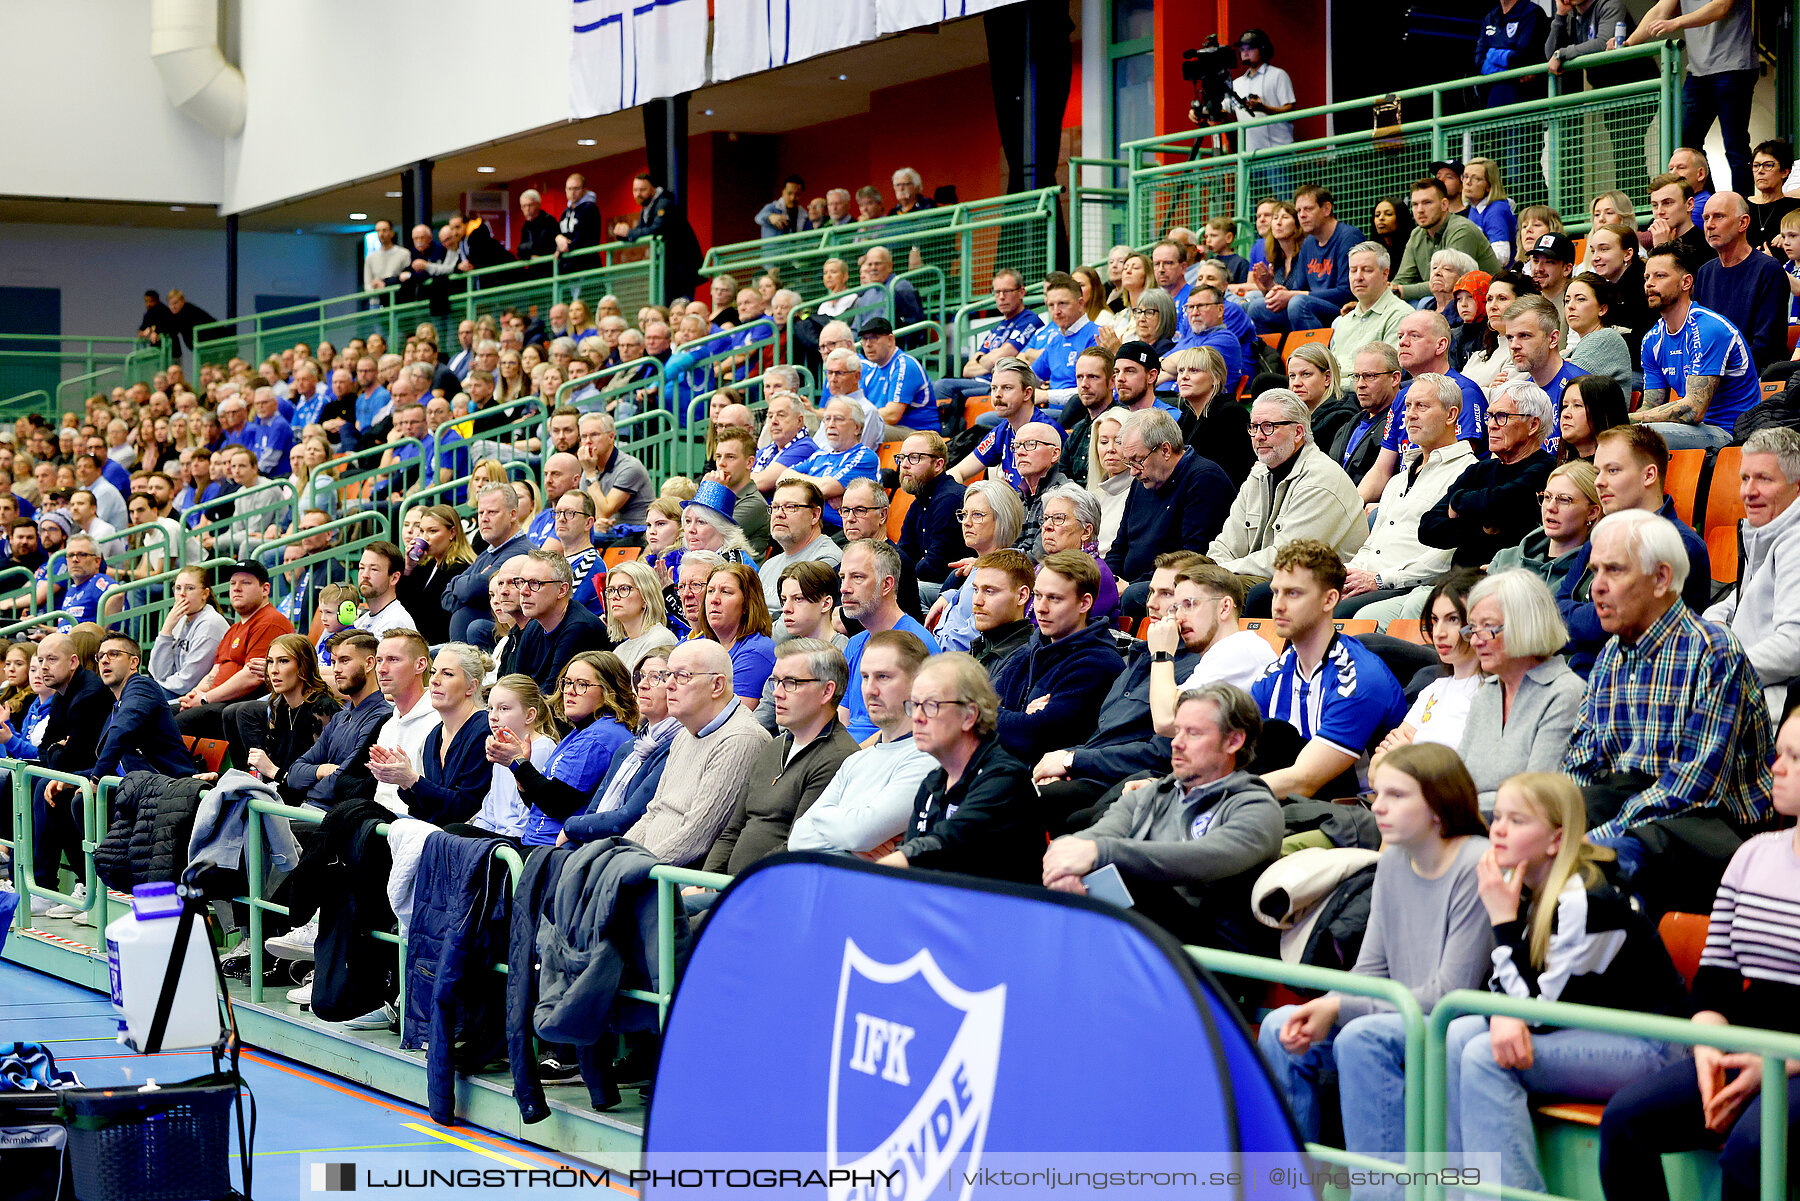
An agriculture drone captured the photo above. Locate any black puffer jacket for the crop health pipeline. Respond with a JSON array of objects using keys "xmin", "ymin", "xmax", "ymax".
[{"xmin": 95, "ymin": 772, "xmax": 208, "ymax": 892}]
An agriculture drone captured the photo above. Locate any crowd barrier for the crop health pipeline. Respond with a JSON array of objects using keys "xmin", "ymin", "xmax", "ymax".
[
  {"xmin": 700, "ymin": 188, "xmax": 1063, "ymax": 320},
  {"xmin": 191, "ymin": 241, "xmax": 663, "ymax": 369},
  {"xmin": 1078, "ymin": 42, "xmax": 1680, "ymax": 265},
  {"xmin": 0, "ymin": 336, "xmax": 172, "ymax": 416}
]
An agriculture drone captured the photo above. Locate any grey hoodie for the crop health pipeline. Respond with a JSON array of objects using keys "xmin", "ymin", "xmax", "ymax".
[
  {"xmin": 1077, "ymin": 768, "xmax": 1283, "ymax": 952},
  {"xmin": 1705, "ymin": 494, "xmax": 1800, "ymax": 720}
]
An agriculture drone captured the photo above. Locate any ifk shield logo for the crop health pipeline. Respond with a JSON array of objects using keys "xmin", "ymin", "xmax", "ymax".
[{"xmin": 826, "ymin": 940, "xmax": 1005, "ymax": 1201}]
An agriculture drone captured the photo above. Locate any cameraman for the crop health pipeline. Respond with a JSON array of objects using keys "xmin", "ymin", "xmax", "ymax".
[{"xmin": 1222, "ymin": 30, "xmax": 1296, "ymax": 201}]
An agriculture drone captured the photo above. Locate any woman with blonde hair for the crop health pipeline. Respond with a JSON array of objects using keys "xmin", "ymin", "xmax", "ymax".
[
  {"xmin": 1512, "ymin": 205, "xmax": 1564, "ymax": 270},
  {"xmin": 601, "ymin": 559, "xmax": 678, "ymax": 670},
  {"xmin": 1101, "ymin": 251, "xmax": 1155, "ymax": 340},
  {"xmin": 1072, "ymin": 265, "xmax": 1107, "ymax": 324},
  {"xmin": 472, "ymin": 673, "xmax": 562, "ymax": 841},
  {"xmin": 496, "ymin": 348, "xmax": 526, "ymax": 404},
  {"xmin": 399, "ymin": 503, "xmax": 475, "ymax": 644},
  {"xmin": 0, "ymin": 641, "xmax": 36, "ymax": 724},
  {"xmin": 1163, "ymin": 345, "xmax": 1252, "ymax": 486},
  {"xmin": 1091, "ymin": 411, "xmax": 1132, "ymax": 554},
  {"xmin": 1445, "ymin": 772, "xmax": 1685, "ymax": 1196},
  {"xmin": 1461, "ymin": 157, "xmax": 1515, "ymax": 264},
  {"xmin": 370, "ymin": 642, "xmax": 494, "ymax": 826},
  {"xmin": 487, "ymin": 650, "xmax": 637, "ymax": 845}
]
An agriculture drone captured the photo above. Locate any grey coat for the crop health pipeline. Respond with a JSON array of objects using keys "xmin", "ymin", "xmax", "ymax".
[
  {"xmin": 1705, "ymin": 496, "xmax": 1800, "ymax": 720},
  {"xmin": 1207, "ymin": 443, "xmax": 1368, "ymax": 581},
  {"xmin": 1457, "ymin": 657, "xmax": 1585, "ymax": 811}
]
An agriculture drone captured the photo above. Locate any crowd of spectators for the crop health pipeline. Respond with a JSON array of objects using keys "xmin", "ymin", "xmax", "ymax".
[{"xmin": 15, "ymin": 51, "xmax": 1800, "ymax": 1191}]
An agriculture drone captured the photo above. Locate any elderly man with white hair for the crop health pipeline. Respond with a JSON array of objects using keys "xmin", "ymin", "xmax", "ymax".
[
  {"xmin": 782, "ymin": 399, "xmax": 881, "ymax": 529},
  {"xmin": 1566, "ymin": 507, "xmax": 1774, "ymax": 886},
  {"xmin": 1336, "ymin": 373, "xmax": 1477, "ymax": 615},
  {"xmin": 1704, "ymin": 427, "xmax": 1800, "ymax": 720},
  {"xmin": 1209, "ymin": 389, "xmax": 1368, "ymax": 593},
  {"xmin": 1419, "ymin": 377, "xmax": 1558, "ymax": 566},
  {"xmin": 821, "ymin": 345, "xmax": 884, "ymax": 450}
]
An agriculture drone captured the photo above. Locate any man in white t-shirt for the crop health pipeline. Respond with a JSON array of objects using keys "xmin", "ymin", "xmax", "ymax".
[
  {"xmin": 1224, "ymin": 28, "xmax": 1296, "ymax": 199},
  {"xmin": 351, "ymin": 541, "xmax": 415, "ymax": 639}
]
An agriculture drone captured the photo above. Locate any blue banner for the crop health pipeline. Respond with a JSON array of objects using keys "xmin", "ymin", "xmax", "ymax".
[{"xmin": 646, "ymin": 854, "xmax": 1308, "ymax": 1198}]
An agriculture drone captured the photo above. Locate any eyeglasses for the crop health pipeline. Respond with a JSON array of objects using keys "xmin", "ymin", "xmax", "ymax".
[
  {"xmin": 1131, "ymin": 306, "xmax": 1158, "ymax": 316},
  {"xmin": 562, "ymin": 677, "xmax": 597, "ymax": 695},
  {"xmin": 1248, "ymin": 420, "xmax": 1302, "ymax": 437},
  {"xmin": 1484, "ymin": 411, "xmax": 1528, "ymax": 427},
  {"xmin": 1537, "ymin": 491, "xmax": 1584, "ymax": 509},
  {"xmin": 667, "ymin": 669, "xmax": 720, "ymax": 686},
  {"xmin": 955, "ymin": 509, "xmax": 993, "ymax": 522},
  {"xmin": 96, "ymin": 648, "xmax": 137, "ymax": 662},
  {"xmin": 769, "ymin": 502, "xmax": 818, "ymax": 515},
  {"xmin": 903, "ymin": 698, "xmax": 972, "ymax": 718},
  {"xmin": 1185, "ymin": 301, "xmax": 1222, "ymax": 312},
  {"xmin": 554, "ymin": 507, "xmax": 589, "ymax": 519},
  {"xmin": 1170, "ymin": 593, "xmax": 1223, "ymax": 613},
  {"xmin": 1459, "ymin": 622, "xmax": 1506, "ymax": 642},
  {"xmin": 517, "ymin": 578, "xmax": 561, "ymax": 593},
  {"xmin": 1753, "ymin": 160, "xmax": 1783, "ymax": 171},
  {"xmin": 65, "ymin": 551, "xmax": 98, "ymax": 561},
  {"xmin": 771, "ymin": 675, "xmax": 827, "ymax": 693},
  {"xmin": 603, "ymin": 583, "xmax": 637, "ymax": 598},
  {"xmin": 1041, "ymin": 513, "xmax": 1074, "ymax": 529},
  {"xmin": 896, "ymin": 452, "xmax": 940, "ymax": 467},
  {"xmin": 1350, "ymin": 371, "xmax": 1400, "ymax": 383},
  {"xmin": 1012, "ymin": 439, "xmax": 1058, "ymax": 454}
]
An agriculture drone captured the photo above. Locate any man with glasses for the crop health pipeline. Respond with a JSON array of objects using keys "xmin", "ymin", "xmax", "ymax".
[
  {"xmin": 504, "ymin": 549, "xmax": 611, "ymax": 682},
  {"xmin": 1171, "ymin": 285, "xmax": 1246, "ymax": 394},
  {"xmin": 89, "ymin": 634, "xmax": 197, "ymax": 785},
  {"xmin": 1693, "ymin": 191, "xmax": 1792, "ymax": 371},
  {"xmin": 529, "ymin": 453, "xmax": 584, "ymax": 549},
  {"xmin": 1327, "ymin": 243, "xmax": 1412, "ymax": 378},
  {"xmin": 1011, "ymin": 423, "xmax": 1069, "ymax": 556},
  {"xmin": 1421, "ymin": 378, "xmax": 1559, "ymax": 568},
  {"xmin": 782, "ymin": 399, "xmax": 881, "ymax": 530},
  {"xmin": 759, "ymin": 480, "xmax": 842, "ymax": 621},
  {"xmin": 934, "ymin": 270, "xmax": 1044, "ymax": 431},
  {"xmin": 819, "ymin": 347, "xmax": 885, "ymax": 451},
  {"xmin": 877, "ymin": 652, "xmax": 1042, "ymax": 883},
  {"xmin": 56, "ymin": 534, "xmax": 115, "ymax": 626},
  {"xmin": 701, "ymin": 639, "xmax": 860, "ymax": 878},
  {"xmin": 896, "ymin": 431, "xmax": 963, "ymax": 595},
  {"xmin": 1329, "ymin": 342, "xmax": 1403, "ymax": 490},
  {"xmin": 1210, "ymin": 390, "xmax": 1367, "ymax": 598},
  {"xmin": 625, "ymin": 639, "xmax": 772, "ymax": 867},
  {"xmin": 838, "ymin": 540, "xmax": 941, "ymax": 741},
  {"xmin": 1105, "ymin": 408, "xmax": 1231, "ymax": 596}
]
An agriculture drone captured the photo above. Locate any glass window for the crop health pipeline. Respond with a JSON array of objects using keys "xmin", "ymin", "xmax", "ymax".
[
  {"xmin": 1111, "ymin": 0, "xmax": 1154, "ymax": 44},
  {"xmin": 1112, "ymin": 52, "xmax": 1154, "ymax": 158}
]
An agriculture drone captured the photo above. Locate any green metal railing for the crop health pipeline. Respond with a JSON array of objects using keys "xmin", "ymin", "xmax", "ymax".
[
  {"xmin": 1070, "ymin": 158, "xmax": 1131, "ymax": 268},
  {"xmin": 6, "ymin": 764, "xmax": 102, "ymax": 924},
  {"xmin": 192, "ymin": 241, "xmax": 662, "ymax": 368},
  {"xmin": 0, "ymin": 335, "xmax": 172, "ymax": 412},
  {"xmin": 1426, "ymin": 990, "xmax": 1800, "ymax": 1201},
  {"xmin": 700, "ymin": 187, "xmax": 1063, "ymax": 317},
  {"xmin": 1127, "ymin": 42, "xmax": 1680, "ymax": 251}
]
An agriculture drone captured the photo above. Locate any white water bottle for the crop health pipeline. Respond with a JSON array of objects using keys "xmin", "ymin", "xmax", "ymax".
[
  {"xmin": 1615, "ymin": 21, "xmax": 1628, "ymax": 46},
  {"xmin": 106, "ymin": 882, "xmax": 223, "ymax": 1053}
]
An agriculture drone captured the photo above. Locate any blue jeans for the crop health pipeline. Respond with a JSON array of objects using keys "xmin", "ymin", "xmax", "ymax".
[
  {"xmin": 1644, "ymin": 421, "xmax": 1732, "ymax": 450},
  {"xmin": 1258, "ymin": 1005, "xmax": 1411, "ymax": 1198},
  {"xmin": 1446, "ymin": 1014, "xmax": 1687, "ymax": 1195},
  {"xmin": 1246, "ymin": 290, "xmax": 1343, "ymax": 334},
  {"xmin": 1589, "ymin": 832, "xmax": 1648, "ymax": 881},
  {"xmin": 1682, "ymin": 68, "xmax": 1758, "ymax": 196}
]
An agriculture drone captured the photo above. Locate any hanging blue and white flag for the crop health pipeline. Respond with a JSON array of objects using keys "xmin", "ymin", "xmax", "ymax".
[
  {"xmin": 571, "ymin": 0, "xmax": 709, "ymax": 118},
  {"xmin": 712, "ymin": 0, "xmax": 878, "ymax": 83},
  {"xmin": 875, "ymin": 0, "xmax": 1018, "ymax": 37}
]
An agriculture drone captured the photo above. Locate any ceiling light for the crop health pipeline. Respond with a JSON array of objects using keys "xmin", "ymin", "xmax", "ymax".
[
  {"xmin": 837, "ymin": 74, "xmax": 848, "ymax": 81},
  {"xmin": 577, "ymin": 138, "xmax": 596, "ymax": 146},
  {"xmin": 703, "ymin": 109, "xmax": 715, "ymax": 116},
  {"xmin": 349, "ymin": 212, "xmax": 367, "ymax": 220},
  {"xmin": 169, "ymin": 205, "xmax": 186, "ymax": 212},
  {"xmin": 476, "ymin": 166, "xmax": 497, "ymax": 174},
  {"xmin": 385, "ymin": 191, "xmax": 403, "ymax": 198}
]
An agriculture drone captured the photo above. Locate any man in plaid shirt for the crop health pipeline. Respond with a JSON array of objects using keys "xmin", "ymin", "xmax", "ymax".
[{"xmin": 1566, "ymin": 509, "xmax": 1773, "ymax": 881}]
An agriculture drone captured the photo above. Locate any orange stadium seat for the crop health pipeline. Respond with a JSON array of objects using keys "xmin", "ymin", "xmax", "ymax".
[
  {"xmin": 1384, "ymin": 619, "xmax": 1427, "ymax": 644},
  {"xmin": 603, "ymin": 546, "xmax": 643, "ymax": 568},
  {"xmin": 1702, "ymin": 446, "xmax": 1744, "ymax": 538},
  {"xmin": 1706, "ymin": 525, "xmax": 1738, "ymax": 584},
  {"xmin": 1663, "ymin": 448, "xmax": 1705, "ymax": 527}
]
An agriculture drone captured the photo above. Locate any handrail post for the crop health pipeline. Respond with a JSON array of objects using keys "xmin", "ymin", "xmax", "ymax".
[
  {"xmin": 246, "ymin": 792, "xmax": 266, "ymax": 1004},
  {"xmin": 1762, "ymin": 1053, "xmax": 1788, "ymax": 1201}
]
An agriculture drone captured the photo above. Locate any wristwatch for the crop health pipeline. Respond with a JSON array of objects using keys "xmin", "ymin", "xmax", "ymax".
[{"xmin": 1150, "ymin": 650, "xmax": 1175, "ymax": 663}]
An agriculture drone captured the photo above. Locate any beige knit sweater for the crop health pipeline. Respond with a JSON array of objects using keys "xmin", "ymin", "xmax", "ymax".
[{"xmin": 625, "ymin": 703, "xmax": 772, "ymax": 866}]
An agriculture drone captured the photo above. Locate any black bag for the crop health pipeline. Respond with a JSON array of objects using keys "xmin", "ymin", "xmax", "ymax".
[
  {"xmin": 0, "ymin": 1089, "xmax": 71, "ymax": 1201},
  {"xmin": 1734, "ymin": 376, "xmax": 1800, "ymax": 440}
]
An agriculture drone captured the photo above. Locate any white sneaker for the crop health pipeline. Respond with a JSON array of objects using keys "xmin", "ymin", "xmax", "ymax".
[
  {"xmin": 340, "ymin": 1002, "xmax": 397, "ymax": 1031},
  {"xmin": 265, "ymin": 920, "xmax": 318, "ymax": 961},
  {"xmin": 28, "ymin": 892, "xmax": 53, "ymax": 916},
  {"xmin": 286, "ymin": 974, "xmax": 313, "ymax": 1007},
  {"xmin": 44, "ymin": 883, "xmax": 87, "ymax": 920}
]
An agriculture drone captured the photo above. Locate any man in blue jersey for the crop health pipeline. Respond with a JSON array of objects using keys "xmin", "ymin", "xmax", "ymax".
[
  {"xmin": 246, "ymin": 386, "xmax": 294, "ymax": 479},
  {"xmin": 950, "ymin": 358, "xmax": 1063, "ymax": 491},
  {"xmin": 1635, "ymin": 240, "xmax": 1762, "ymax": 449},
  {"xmin": 750, "ymin": 393, "xmax": 822, "ymax": 496},
  {"xmin": 1022, "ymin": 273, "xmax": 1100, "ymax": 407},
  {"xmin": 859, "ymin": 318, "xmax": 937, "ymax": 439},
  {"xmin": 934, "ymin": 270, "xmax": 1045, "ymax": 428},
  {"xmin": 784, "ymin": 400, "xmax": 881, "ymax": 529},
  {"xmin": 57, "ymin": 534, "xmax": 116, "ymax": 627},
  {"xmin": 1171, "ymin": 284, "xmax": 1246, "ymax": 393},
  {"xmin": 1251, "ymin": 538, "xmax": 1407, "ymax": 798}
]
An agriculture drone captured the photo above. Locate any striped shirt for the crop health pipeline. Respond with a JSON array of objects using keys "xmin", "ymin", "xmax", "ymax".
[
  {"xmin": 1250, "ymin": 634, "xmax": 1407, "ymax": 759},
  {"xmin": 1567, "ymin": 601, "xmax": 1772, "ymax": 840},
  {"xmin": 1695, "ymin": 831, "xmax": 1800, "ymax": 1033}
]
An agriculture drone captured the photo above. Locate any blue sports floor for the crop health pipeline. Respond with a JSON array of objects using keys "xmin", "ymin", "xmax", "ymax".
[{"xmin": 1, "ymin": 959, "xmax": 636, "ymax": 1200}]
